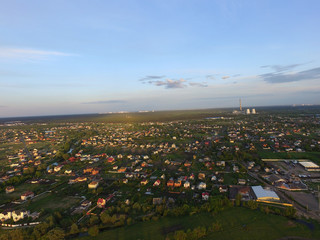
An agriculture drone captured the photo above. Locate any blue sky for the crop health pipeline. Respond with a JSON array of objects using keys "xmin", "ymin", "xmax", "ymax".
[{"xmin": 0, "ymin": 0, "xmax": 320, "ymax": 117}]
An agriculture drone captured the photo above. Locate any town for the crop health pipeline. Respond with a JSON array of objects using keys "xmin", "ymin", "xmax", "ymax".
[{"xmin": 0, "ymin": 107, "xmax": 320, "ymax": 239}]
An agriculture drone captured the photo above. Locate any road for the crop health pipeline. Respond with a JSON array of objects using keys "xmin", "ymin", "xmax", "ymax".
[{"xmin": 19, "ymin": 132, "xmax": 33, "ymax": 161}]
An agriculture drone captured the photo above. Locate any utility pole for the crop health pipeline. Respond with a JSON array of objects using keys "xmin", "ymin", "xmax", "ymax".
[{"xmin": 318, "ymin": 185, "xmax": 320, "ymax": 211}]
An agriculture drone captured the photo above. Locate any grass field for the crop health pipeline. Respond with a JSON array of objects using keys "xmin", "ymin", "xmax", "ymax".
[
  {"xmin": 27, "ymin": 192, "xmax": 81, "ymax": 212},
  {"xmin": 258, "ymin": 150, "xmax": 320, "ymax": 164},
  {"xmin": 78, "ymin": 207, "xmax": 320, "ymax": 240},
  {"xmin": 0, "ymin": 182, "xmax": 47, "ymax": 205}
]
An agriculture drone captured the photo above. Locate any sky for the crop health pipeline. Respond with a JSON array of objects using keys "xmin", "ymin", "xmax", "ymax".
[{"xmin": 0, "ymin": 0, "xmax": 320, "ymax": 117}]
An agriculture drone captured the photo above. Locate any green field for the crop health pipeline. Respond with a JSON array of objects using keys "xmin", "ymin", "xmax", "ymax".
[
  {"xmin": 79, "ymin": 207, "xmax": 320, "ymax": 240},
  {"xmin": 258, "ymin": 150, "xmax": 320, "ymax": 164},
  {"xmin": 27, "ymin": 191, "xmax": 81, "ymax": 212}
]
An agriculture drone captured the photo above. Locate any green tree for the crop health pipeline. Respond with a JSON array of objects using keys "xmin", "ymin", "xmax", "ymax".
[
  {"xmin": 174, "ymin": 230, "xmax": 187, "ymax": 240},
  {"xmin": 88, "ymin": 225, "xmax": 99, "ymax": 237},
  {"xmin": 70, "ymin": 223, "xmax": 79, "ymax": 235},
  {"xmin": 90, "ymin": 215, "xmax": 100, "ymax": 226},
  {"xmin": 284, "ymin": 207, "xmax": 296, "ymax": 218},
  {"xmin": 9, "ymin": 229, "xmax": 24, "ymax": 240},
  {"xmin": 235, "ymin": 194, "xmax": 242, "ymax": 206},
  {"xmin": 43, "ymin": 227, "xmax": 65, "ymax": 240},
  {"xmin": 100, "ymin": 212, "xmax": 112, "ymax": 224}
]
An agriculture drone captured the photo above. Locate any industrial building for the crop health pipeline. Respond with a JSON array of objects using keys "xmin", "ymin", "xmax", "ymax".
[
  {"xmin": 299, "ymin": 161, "xmax": 320, "ymax": 171},
  {"xmin": 252, "ymin": 186, "xmax": 280, "ymax": 202}
]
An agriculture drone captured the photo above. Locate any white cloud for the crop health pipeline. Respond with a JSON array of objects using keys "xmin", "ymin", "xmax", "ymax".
[{"xmin": 0, "ymin": 47, "xmax": 74, "ymax": 61}]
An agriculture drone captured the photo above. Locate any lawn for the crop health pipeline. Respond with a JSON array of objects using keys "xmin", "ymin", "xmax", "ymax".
[
  {"xmin": 0, "ymin": 182, "xmax": 48, "ymax": 205},
  {"xmin": 78, "ymin": 207, "xmax": 320, "ymax": 240},
  {"xmin": 27, "ymin": 192, "xmax": 81, "ymax": 212}
]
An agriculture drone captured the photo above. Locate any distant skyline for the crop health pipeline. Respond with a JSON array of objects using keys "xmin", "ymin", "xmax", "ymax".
[{"xmin": 0, "ymin": 0, "xmax": 320, "ymax": 117}]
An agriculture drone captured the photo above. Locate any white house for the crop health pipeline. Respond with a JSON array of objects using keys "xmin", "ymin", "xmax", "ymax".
[
  {"xmin": 202, "ymin": 192, "xmax": 209, "ymax": 201},
  {"xmin": 0, "ymin": 210, "xmax": 12, "ymax": 221},
  {"xmin": 184, "ymin": 181, "xmax": 190, "ymax": 188},
  {"xmin": 21, "ymin": 191, "xmax": 34, "ymax": 201},
  {"xmin": 88, "ymin": 181, "xmax": 99, "ymax": 189},
  {"xmin": 12, "ymin": 210, "xmax": 29, "ymax": 222},
  {"xmin": 197, "ymin": 182, "xmax": 206, "ymax": 190},
  {"xmin": 0, "ymin": 210, "xmax": 30, "ymax": 222}
]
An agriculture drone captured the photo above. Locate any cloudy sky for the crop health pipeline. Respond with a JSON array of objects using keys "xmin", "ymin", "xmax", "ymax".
[{"xmin": 0, "ymin": 0, "xmax": 320, "ymax": 117}]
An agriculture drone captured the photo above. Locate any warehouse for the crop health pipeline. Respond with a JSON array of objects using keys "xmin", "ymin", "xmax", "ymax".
[
  {"xmin": 252, "ymin": 186, "xmax": 280, "ymax": 202},
  {"xmin": 299, "ymin": 161, "xmax": 320, "ymax": 172}
]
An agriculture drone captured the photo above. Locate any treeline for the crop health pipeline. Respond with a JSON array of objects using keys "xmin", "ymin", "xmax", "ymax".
[{"xmin": 0, "ymin": 195, "xmax": 297, "ymax": 240}]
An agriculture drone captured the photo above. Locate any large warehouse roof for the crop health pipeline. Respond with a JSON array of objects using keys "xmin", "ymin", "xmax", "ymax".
[
  {"xmin": 299, "ymin": 161, "xmax": 320, "ymax": 169},
  {"xmin": 252, "ymin": 186, "xmax": 279, "ymax": 201}
]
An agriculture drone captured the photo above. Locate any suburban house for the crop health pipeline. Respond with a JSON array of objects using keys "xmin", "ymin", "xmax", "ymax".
[
  {"xmin": 21, "ymin": 191, "xmax": 34, "ymax": 200},
  {"xmin": 12, "ymin": 210, "xmax": 30, "ymax": 222},
  {"xmin": 81, "ymin": 200, "xmax": 92, "ymax": 208},
  {"xmin": 118, "ymin": 167, "xmax": 127, "ymax": 173},
  {"xmin": 167, "ymin": 180, "xmax": 174, "ymax": 187},
  {"xmin": 153, "ymin": 180, "xmax": 161, "ymax": 186},
  {"xmin": 0, "ymin": 209, "xmax": 30, "ymax": 222},
  {"xmin": 97, "ymin": 198, "xmax": 106, "ymax": 208},
  {"xmin": 88, "ymin": 181, "xmax": 99, "ymax": 189},
  {"xmin": 184, "ymin": 181, "xmax": 190, "ymax": 188},
  {"xmin": 197, "ymin": 182, "xmax": 206, "ymax": 190},
  {"xmin": 153, "ymin": 198, "xmax": 162, "ymax": 205},
  {"xmin": 202, "ymin": 192, "xmax": 210, "ymax": 200},
  {"xmin": 238, "ymin": 179, "xmax": 246, "ymax": 185},
  {"xmin": 219, "ymin": 186, "xmax": 228, "ymax": 193},
  {"xmin": 141, "ymin": 179, "xmax": 148, "ymax": 185},
  {"xmin": 64, "ymin": 169, "xmax": 72, "ymax": 174},
  {"xmin": 198, "ymin": 173, "xmax": 205, "ymax": 180},
  {"xmin": 54, "ymin": 165, "xmax": 63, "ymax": 172},
  {"xmin": 5, "ymin": 186, "xmax": 14, "ymax": 194},
  {"xmin": 174, "ymin": 180, "xmax": 182, "ymax": 187}
]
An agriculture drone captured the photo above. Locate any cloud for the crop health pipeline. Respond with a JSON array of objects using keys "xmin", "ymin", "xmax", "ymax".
[
  {"xmin": 294, "ymin": 90, "xmax": 320, "ymax": 95},
  {"xmin": 232, "ymin": 74, "xmax": 241, "ymax": 77},
  {"xmin": 206, "ymin": 75, "xmax": 216, "ymax": 80},
  {"xmin": 151, "ymin": 79, "xmax": 188, "ymax": 89},
  {"xmin": 142, "ymin": 75, "xmax": 209, "ymax": 89},
  {"xmin": 82, "ymin": 100, "xmax": 127, "ymax": 104},
  {"xmin": 195, "ymin": 93, "xmax": 274, "ymax": 101},
  {"xmin": 189, "ymin": 82, "xmax": 208, "ymax": 87},
  {"xmin": 222, "ymin": 76, "xmax": 230, "ymax": 80},
  {"xmin": 0, "ymin": 47, "xmax": 74, "ymax": 61},
  {"xmin": 260, "ymin": 63, "xmax": 303, "ymax": 72},
  {"xmin": 139, "ymin": 75, "xmax": 166, "ymax": 81},
  {"xmin": 260, "ymin": 67, "xmax": 320, "ymax": 83}
]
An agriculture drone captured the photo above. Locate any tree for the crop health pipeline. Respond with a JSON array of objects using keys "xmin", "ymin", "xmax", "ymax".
[
  {"xmin": 88, "ymin": 225, "xmax": 99, "ymax": 237},
  {"xmin": 235, "ymin": 194, "xmax": 242, "ymax": 206},
  {"xmin": 43, "ymin": 227, "xmax": 65, "ymax": 240},
  {"xmin": 284, "ymin": 207, "xmax": 296, "ymax": 218},
  {"xmin": 9, "ymin": 229, "xmax": 24, "ymax": 240},
  {"xmin": 126, "ymin": 217, "xmax": 133, "ymax": 225},
  {"xmin": 89, "ymin": 215, "xmax": 100, "ymax": 226},
  {"xmin": 35, "ymin": 171, "xmax": 42, "ymax": 178},
  {"xmin": 247, "ymin": 200, "xmax": 258, "ymax": 210},
  {"xmin": 100, "ymin": 212, "xmax": 112, "ymax": 224},
  {"xmin": 70, "ymin": 223, "xmax": 79, "ymax": 235},
  {"xmin": 174, "ymin": 230, "xmax": 187, "ymax": 240},
  {"xmin": 133, "ymin": 202, "xmax": 141, "ymax": 212}
]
